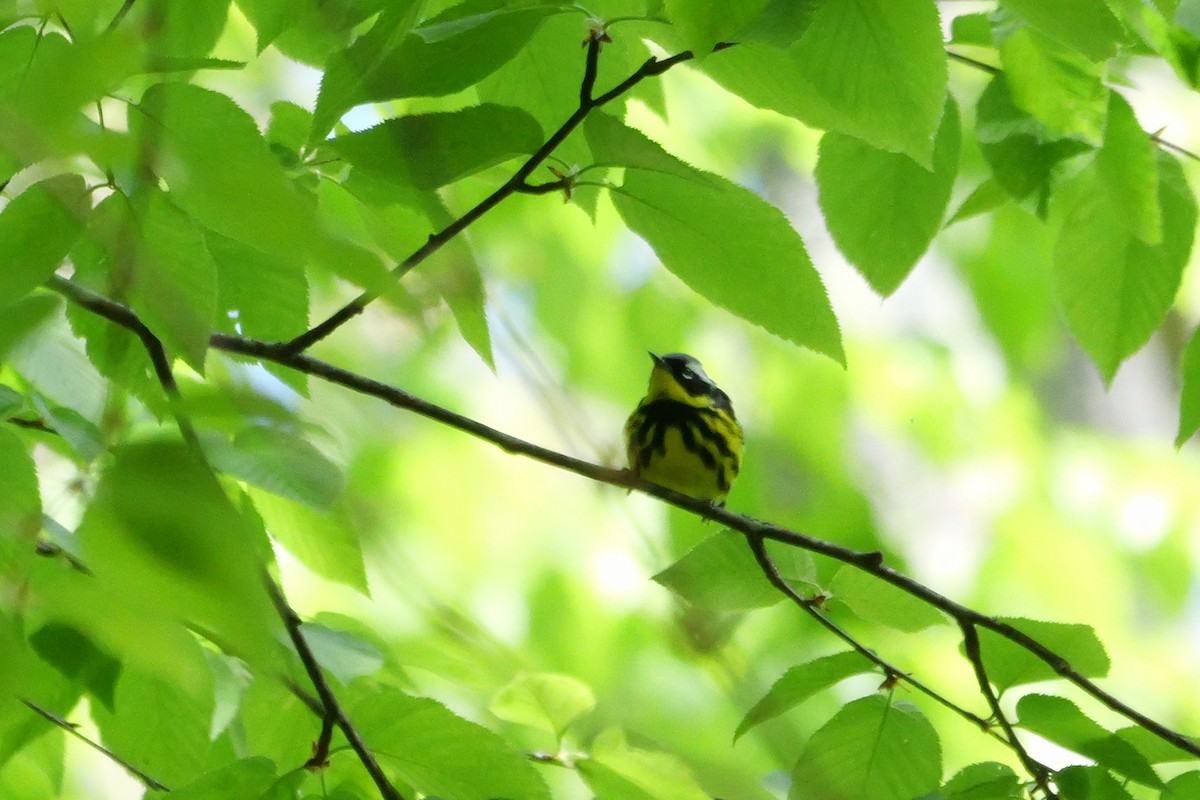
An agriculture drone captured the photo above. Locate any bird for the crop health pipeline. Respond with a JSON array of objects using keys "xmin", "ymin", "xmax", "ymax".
[{"xmin": 625, "ymin": 352, "xmax": 744, "ymax": 505}]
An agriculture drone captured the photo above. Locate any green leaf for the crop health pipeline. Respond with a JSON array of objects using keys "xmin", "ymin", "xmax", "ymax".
[
  {"xmin": 206, "ymin": 426, "xmax": 344, "ymax": 509},
  {"xmin": 1054, "ymin": 765, "xmax": 1136, "ymax": 800},
  {"xmin": 828, "ymin": 567, "xmax": 948, "ymax": 632},
  {"xmin": 578, "ymin": 728, "xmax": 712, "ymax": 800},
  {"xmin": 1164, "ymin": 773, "xmax": 1200, "ymax": 799},
  {"xmin": 332, "ymin": 104, "xmax": 543, "ymax": 191},
  {"xmin": 975, "ymin": 617, "xmax": 1109, "ymax": 691},
  {"xmin": 999, "ymin": 27, "xmax": 1108, "ymax": 145},
  {"xmin": 0, "ymin": 426, "xmax": 42, "ymax": 554},
  {"xmin": 816, "ymin": 98, "xmax": 960, "ymax": 295},
  {"xmin": 0, "ymin": 296, "xmax": 57, "ymax": 363},
  {"xmin": 353, "ymin": 689, "xmax": 551, "ymax": 800},
  {"xmin": 974, "ymin": 75, "xmax": 1093, "ymax": 218},
  {"xmin": 1054, "ymin": 152, "xmax": 1196, "ymax": 383},
  {"xmin": 28, "ymin": 624, "xmax": 120, "ymax": 711},
  {"xmin": 734, "ymin": 0, "xmax": 821, "ymax": 47},
  {"xmin": 734, "ymin": 651, "xmax": 872, "ymax": 741},
  {"xmin": 75, "ymin": 441, "xmax": 280, "ymax": 672},
  {"xmin": 790, "ymin": 0, "xmax": 946, "ymax": 164},
  {"xmin": 665, "ymin": 0, "xmax": 770, "ymax": 55},
  {"xmin": 127, "ymin": 190, "xmax": 218, "ymax": 371},
  {"xmin": 946, "ymin": 179, "xmax": 1011, "ymax": 228},
  {"xmin": 942, "ymin": 762, "xmax": 1023, "ymax": 799},
  {"xmin": 297, "ymin": 623, "xmax": 384, "ymax": 684},
  {"xmin": 949, "ymin": 13, "xmax": 994, "ymax": 47},
  {"xmin": 205, "ymin": 649, "xmax": 251, "ymax": 740},
  {"xmin": 249, "ymin": 489, "xmax": 369, "ymax": 593},
  {"xmin": 1176, "ymin": 324, "xmax": 1200, "ymax": 445},
  {"xmin": 311, "ymin": 1, "xmax": 553, "ymax": 143},
  {"xmin": 145, "ymin": 758, "xmax": 278, "ymax": 800},
  {"xmin": 585, "ymin": 111, "xmax": 714, "ymax": 183},
  {"xmin": 92, "ymin": 663, "xmax": 217, "ymax": 788},
  {"xmin": 652, "ymin": 529, "xmax": 780, "ymax": 611},
  {"xmin": 606, "ymin": 123, "xmax": 842, "ymax": 363},
  {"xmin": 132, "ymin": 82, "xmax": 318, "ymax": 264},
  {"xmin": 1095, "ymin": 92, "xmax": 1161, "ymax": 244},
  {"xmin": 489, "ymin": 671, "xmax": 596, "ymax": 739},
  {"xmin": 0, "ymin": 386, "xmax": 21, "ymax": 419},
  {"xmin": 0, "ymin": 175, "xmax": 88, "ymax": 305},
  {"xmin": 1000, "ymin": 0, "xmax": 1126, "ymax": 61},
  {"xmin": 31, "ymin": 397, "xmax": 104, "ymax": 463},
  {"xmin": 1116, "ymin": 725, "xmax": 1200, "ymax": 764},
  {"xmin": 1016, "ymin": 694, "xmax": 1161, "ymax": 787},
  {"xmin": 791, "ymin": 696, "xmax": 941, "ymax": 800}
]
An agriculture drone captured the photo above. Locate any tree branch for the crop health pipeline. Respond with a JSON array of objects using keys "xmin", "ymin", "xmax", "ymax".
[
  {"xmin": 960, "ymin": 621, "xmax": 1057, "ymax": 798},
  {"xmin": 49, "ymin": 277, "xmax": 1200, "ymax": 764},
  {"xmin": 21, "ymin": 699, "xmax": 169, "ymax": 792},
  {"xmin": 281, "ymin": 38, "xmax": 728, "ymax": 355},
  {"xmin": 267, "ymin": 579, "xmax": 406, "ymax": 800}
]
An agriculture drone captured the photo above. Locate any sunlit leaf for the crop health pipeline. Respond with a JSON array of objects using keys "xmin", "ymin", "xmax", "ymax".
[
  {"xmin": 941, "ymin": 762, "xmax": 1023, "ymax": 799},
  {"xmin": 353, "ymin": 689, "xmax": 551, "ymax": 800},
  {"xmin": 490, "ymin": 671, "xmax": 596, "ymax": 738},
  {"xmin": 652, "ymin": 529, "xmax": 780, "ymax": 611},
  {"xmin": 975, "ymin": 617, "xmax": 1109, "ymax": 691},
  {"xmin": 735, "ymin": 651, "xmax": 872, "ymax": 741},
  {"xmin": 791, "ymin": 696, "xmax": 941, "ymax": 800},
  {"xmin": 0, "ymin": 175, "xmax": 88, "ymax": 306},
  {"xmin": 829, "ymin": 567, "xmax": 948, "ymax": 632},
  {"xmin": 249, "ymin": 489, "xmax": 368, "ymax": 593},
  {"xmin": 665, "ymin": 0, "xmax": 770, "ymax": 55},
  {"xmin": 1016, "ymin": 694, "xmax": 1161, "ymax": 787},
  {"xmin": 578, "ymin": 728, "xmax": 712, "ymax": 800},
  {"xmin": 999, "ymin": 27, "xmax": 1107, "ymax": 145},
  {"xmin": 999, "ymin": 0, "xmax": 1126, "ymax": 61},
  {"xmin": 143, "ymin": 757, "xmax": 277, "ymax": 800},
  {"xmin": 816, "ymin": 99, "xmax": 960, "ymax": 295}
]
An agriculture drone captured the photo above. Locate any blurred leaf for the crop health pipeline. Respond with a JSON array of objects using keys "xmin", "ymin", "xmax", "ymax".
[
  {"xmin": 208, "ymin": 232, "xmax": 309, "ymax": 343},
  {"xmin": 0, "ymin": 296, "xmax": 57, "ymax": 363},
  {"xmin": 946, "ymin": 179, "xmax": 1011, "ymax": 227},
  {"xmin": 999, "ymin": 27, "xmax": 1107, "ymax": 145},
  {"xmin": 311, "ymin": 1, "xmax": 552, "ymax": 143},
  {"xmin": 353, "ymin": 689, "xmax": 551, "ymax": 800},
  {"xmin": 828, "ymin": 567, "xmax": 948, "ymax": 632},
  {"xmin": 609, "ymin": 132, "xmax": 842, "ymax": 363},
  {"xmin": 734, "ymin": 651, "xmax": 872, "ymax": 741},
  {"xmin": 0, "ymin": 386, "xmax": 21, "ymax": 419},
  {"xmin": 1164, "ymin": 772, "xmax": 1200, "ymax": 798},
  {"xmin": 975, "ymin": 618, "xmax": 1109, "ymax": 691},
  {"xmin": 1015, "ymin": 694, "xmax": 1160, "ymax": 787},
  {"xmin": 816, "ymin": 99, "xmax": 960, "ymax": 295},
  {"xmin": 144, "ymin": 757, "xmax": 277, "ymax": 800},
  {"xmin": 132, "ymin": 82, "xmax": 317, "ymax": 264},
  {"xmin": 1054, "ymin": 765, "xmax": 1136, "ymax": 800},
  {"xmin": 31, "ymin": 396, "xmax": 104, "ymax": 463},
  {"xmin": 1116, "ymin": 725, "xmax": 1200, "ymax": 764},
  {"xmin": 132, "ymin": 0, "xmax": 231, "ymax": 60},
  {"xmin": 92, "ymin": 663, "xmax": 216, "ymax": 787},
  {"xmin": 298, "ymin": 623, "xmax": 384, "ymax": 684},
  {"xmin": 0, "ymin": 427, "xmax": 41, "ymax": 552},
  {"xmin": 949, "ymin": 13, "xmax": 994, "ymax": 47},
  {"xmin": 250, "ymin": 489, "xmax": 368, "ymax": 593},
  {"xmin": 206, "ymin": 426, "xmax": 344, "ymax": 509},
  {"xmin": 127, "ymin": 190, "xmax": 218, "ymax": 371},
  {"xmin": 1177, "ymin": 324, "xmax": 1200, "ymax": 445},
  {"xmin": 729, "ymin": 0, "xmax": 820, "ymax": 47},
  {"xmin": 490, "ymin": 671, "xmax": 596, "ymax": 739},
  {"xmin": 578, "ymin": 728, "xmax": 711, "ymax": 800},
  {"xmin": 0, "ymin": 175, "xmax": 88, "ymax": 306},
  {"xmin": 75, "ymin": 441, "xmax": 280, "ymax": 671},
  {"xmin": 791, "ymin": 696, "xmax": 941, "ymax": 800},
  {"xmin": 1054, "ymin": 151, "xmax": 1196, "ymax": 383},
  {"xmin": 665, "ymin": 0, "xmax": 770, "ymax": 55},
  {"xmin": 1000, "ymin": 0, "xmax": 1126, "ymax": 60},
  {"xmin": 332, "ymin": 105, "xmax": 543, "ymax": 190},
  {"xmin": 941, "ymin": 762, "xmax": 1023, "ymax": 799},
  {"xmin": 28, "ymin": 624, "xmax": 120, "ymax": 711},
  {"xmin": 652, "ymin": 529, "xmax": 780, "ymax": 611},
  {"xmin": 204, "ymin": 649, "xmax": 251, "ymax": 740}
]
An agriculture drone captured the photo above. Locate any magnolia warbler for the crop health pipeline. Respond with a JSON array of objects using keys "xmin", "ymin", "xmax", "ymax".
[{"xmin": 625, "ymin": 352, "xmax": 744, "ymax": 505}]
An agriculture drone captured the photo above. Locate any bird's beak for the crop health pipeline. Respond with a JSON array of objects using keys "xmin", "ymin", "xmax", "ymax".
[{"xmin": 648, "ymin": 351, "xmax": 666, "ymax": 368}]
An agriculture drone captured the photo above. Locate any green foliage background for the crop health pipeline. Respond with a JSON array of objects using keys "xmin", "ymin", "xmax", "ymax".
[{"xmin": 3, "ymin": 0, "xmax": 1200, "ymax": 798}]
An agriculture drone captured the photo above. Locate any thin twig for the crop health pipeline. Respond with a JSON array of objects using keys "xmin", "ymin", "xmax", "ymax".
[
  {"xmin": 266, "ymin": 579, "xmax": 407, "ymax": 800},
  {"xmin": 960, "ymin": 621, "xmax": 1057, "ymax": 797},
  {"xmin": 6, "ymin": 417, "xmax": 57, "ymax": 434},
  {"xmin": 747, "ymin": 535, "xmax": 1013, "ymax": 751},
  {"xmin": 21, "ymin": 699, "xmax": 169, "ymax": 792},
  {"xmin": 104, "ymin": 0, "xmax": 137, "ymax": 33},
  {"xmin": 48, "ymin": 277, "xmax": 1200, "ymax": 761}
]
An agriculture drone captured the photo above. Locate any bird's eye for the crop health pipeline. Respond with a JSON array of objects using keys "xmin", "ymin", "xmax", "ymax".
[{"xmin": 679, "ymin": 369, "xmax": 694, "ymax": 380}]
